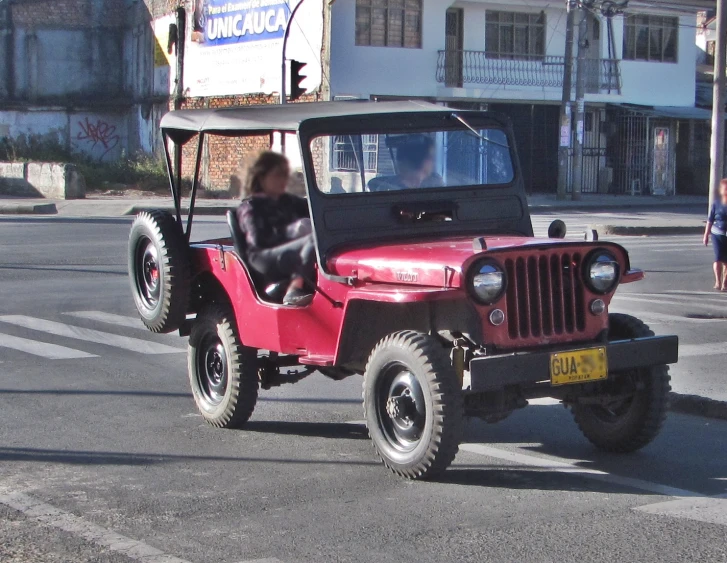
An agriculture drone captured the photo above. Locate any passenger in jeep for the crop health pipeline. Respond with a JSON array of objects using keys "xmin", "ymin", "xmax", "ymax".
[{"xmin": 236, "ymin": 152, "xmax": 315, "ymax": 306}]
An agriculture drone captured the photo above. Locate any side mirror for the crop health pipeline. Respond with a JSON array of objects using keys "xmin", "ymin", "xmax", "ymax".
[{"xmin": 548, "ymin": 219, "xmax": 567, "ymax": 239}]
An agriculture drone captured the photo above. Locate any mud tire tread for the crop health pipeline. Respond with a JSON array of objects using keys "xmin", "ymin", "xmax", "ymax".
[
  {"xmin": 128, "ymin": 210, "xmax": 190, "ymax": 333},
  {"xmin": 363, "ymin": 330, "xmax": 463, "ymax": 480},
  {"xmin": 572, "ymin": 313, "xmax": 671, "ymax": 453},
  {"xmin": 188, "ymin": 304, "xmax": 258, "ymax": 429}
]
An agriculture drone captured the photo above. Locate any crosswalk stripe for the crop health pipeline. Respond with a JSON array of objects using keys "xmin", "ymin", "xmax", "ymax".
[
  {"xmin": 64, "ymin": 311, "xmax": 144, "ymax": 329},
  {"xmin": 612, "ymin": 294, "xmax": 727, "ymax": 310},
  {"xmin": 0, "ymin": 333, "xmax": 97, "ymax": 359},
  {"xmin": 610, "ymin": 311, "xmax": 725, "ymax": 324},
  {"xmin": 680, "ymin": 343, "xmax": 727, "ymax": 358},
  {"xmin": 0, "ymin": 316, "xmax": 183, "ymax": 355},
  {"xmin": 616, "ymin": 292, "xmax": 727, "ymax": 307},
  {"xmin": 635, "ymin": 495, "xmax": 727, "ymax": 527}
]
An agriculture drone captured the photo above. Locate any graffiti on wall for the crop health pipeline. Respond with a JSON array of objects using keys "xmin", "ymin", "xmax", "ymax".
[{"xmin": 73, "ymin": 117, "xmax": 121, "ymax": 160}]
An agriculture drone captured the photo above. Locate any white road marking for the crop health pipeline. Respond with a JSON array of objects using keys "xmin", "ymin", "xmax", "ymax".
[
  {"xmin": 652, "ymin": 247, "xmax": 709, "ymax": 252},
  {"xmin": 0, "ymin": 316, "xmax": 182, "ymax": 355},
  {"xmin": 662, "ymin": 290, "xmax": 727, "ymax": 297},
  {"xmin": 527, "ymin": 397, "xmax": 562, "ymax": 406},
  {"xmin": 612, "ymin": 295, "xmax": 727, "ymax": 311},
  {"xmin": 608, "ymin": 310, "xmax": 725, "ymax": 325},
  {"xmin": 0, "ymin": 332, "xmax": 96, "ymax": 359},
  {"xmin": 635, "ymin": 495, "xmax": 727, "ymax": 526},
  {"xmin": 0, "ymin": 489, "xmax": 192, "ymax": 563},
  {"xmin": 64, "ymin": 311, "xmax": 144, "ymax": 329},
  {"xmin": 459, "ymin": 443, "xmax": 700, "ymax": 498},
  {"xmin": 680, "ymin": 343, "xmax": 727, "ymax": 358}
]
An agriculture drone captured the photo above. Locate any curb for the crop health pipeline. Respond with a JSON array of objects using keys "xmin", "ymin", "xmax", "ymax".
[
  {"xmin": 529, "ymin": 202, "xmax": 705, "ymax": 213},
  {"xmin": 669, "ymin": 392, "xmax": 727, "ymax": 420},
  {"xmin": 125, "ymin": 205, "xmax": 231, "ymax": 216},
  {"xmin": 0, "ymin": 203, "xmax": 57, "ymax": 215},
  {"xmin": 589, "ymin": 224, "xmax": 704, "ymax": 236}
]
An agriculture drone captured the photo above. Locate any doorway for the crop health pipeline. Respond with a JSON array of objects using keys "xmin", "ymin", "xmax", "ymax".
[
  {"xmin": 444, "ymin": 8, "xmax": 463, "ymax": 88},
  {"xmin": 651, "ymin": 125, "xmax": 675, "ymax": 196}
]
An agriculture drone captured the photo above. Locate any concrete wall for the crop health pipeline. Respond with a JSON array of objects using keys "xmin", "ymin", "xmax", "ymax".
[
  {"xmin": 329, "ymin": 0, "xmax": 700, "ymax": 108},
  {"xmin": 4, "ymin": 109, "xmax": 128, "ymax": 162},
  {"xmin": 0, "ymin": 161, "xmax": 86, "ymax": 199}
]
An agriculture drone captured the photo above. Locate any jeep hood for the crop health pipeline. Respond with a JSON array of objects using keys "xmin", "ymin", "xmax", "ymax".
[{"xmin": 328, "ymin": 236, "xmax": 588, "ymax": 287}]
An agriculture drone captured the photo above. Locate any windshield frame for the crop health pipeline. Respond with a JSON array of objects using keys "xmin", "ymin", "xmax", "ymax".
[{"xmin": 300, "ymin": 112, "xmax": 520, "ymax": 198}]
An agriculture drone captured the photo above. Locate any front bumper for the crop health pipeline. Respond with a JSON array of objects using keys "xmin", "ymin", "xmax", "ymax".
[{"xmin": 468, "ymin": 335, "xmax": 679, "ymax": 392}]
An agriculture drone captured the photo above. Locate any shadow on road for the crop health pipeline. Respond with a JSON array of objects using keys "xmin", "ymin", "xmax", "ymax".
[
  {"xmin": 242, "ymin": 420, "xmax": 368, "ymax": 440},
  {"xmin": 0, "ymin": 388, "xmax": 189, "ymax": 398},
  {"xmin": 0, "ymin": 446, "xmax": 377, "ymax": 467},
  {"xmin": 0, "ymin": 265, "xmax": 126, "ymax": 276}
]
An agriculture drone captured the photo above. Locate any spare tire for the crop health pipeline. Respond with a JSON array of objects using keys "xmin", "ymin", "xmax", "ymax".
[{"xmin": 128, "ymin": 210, "xmax": 190, "ymax": 333}]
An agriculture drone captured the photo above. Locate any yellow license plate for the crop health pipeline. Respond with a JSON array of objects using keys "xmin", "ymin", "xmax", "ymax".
[{"xmin": 550, "ymin": 347, "xmax": 608, "ymax": 386}]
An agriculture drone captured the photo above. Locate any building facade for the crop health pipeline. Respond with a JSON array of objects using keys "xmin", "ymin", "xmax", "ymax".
[
  {"xmin": 328, "ymin": 0, "xmax": 709, "ymax": 196},
  {"xmin": 0, "ymin": 0, "xmax": 715, "ymax": 195}
]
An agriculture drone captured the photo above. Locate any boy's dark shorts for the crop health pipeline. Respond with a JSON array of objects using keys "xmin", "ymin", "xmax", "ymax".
[{"xmin": 712, "ymin": 233, "xmax": 727, "ymax": 262}]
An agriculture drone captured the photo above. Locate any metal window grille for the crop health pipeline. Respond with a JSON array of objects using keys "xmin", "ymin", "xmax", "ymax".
[
  {"xmin": 623, "ymin": 14, "xmax": 678, "ymax": 63},
  {"xmin": 485, "ymin": 10, "xmax": 546, "ymax": 61},
  {"xmin": 331, "ymin": 135, "xmax": 379, "ymax": 172},
  {"xmin": 355, "ymin": 0, "xmax": 422, "ymax": 48}
]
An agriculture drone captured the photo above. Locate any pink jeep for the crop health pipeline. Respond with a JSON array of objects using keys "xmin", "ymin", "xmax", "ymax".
[{"xmin": 128, "ymin": 101, "xmax": 678, "ymax": 479}]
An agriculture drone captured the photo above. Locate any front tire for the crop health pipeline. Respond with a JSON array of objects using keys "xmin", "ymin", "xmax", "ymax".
[
  {"xmin": 572, "ymin": 313, "xmax": 671, "ymax": 452},
  {"xmin": 363, "ymin": 331, "xmax": 463, "ymax": 479},
  {"xmin": 188, "ymin": 305, "xmax": 258, "ymax": 428}
]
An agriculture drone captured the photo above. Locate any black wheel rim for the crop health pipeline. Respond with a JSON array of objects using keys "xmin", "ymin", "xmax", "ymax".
[
  {"xmin": 586, "ymin": 371, "xmax": 640, "ymax": 422},
  {"xmin": 134, "ymin": 236, "xmax": 161, "ymax": 310},
  {"xmin": 196, "ymin": 334, "xmax": 228, "ymax": 407},
  {"xmin": 375, "ymin": 363, "xmax": 426, "ymax": 453}
]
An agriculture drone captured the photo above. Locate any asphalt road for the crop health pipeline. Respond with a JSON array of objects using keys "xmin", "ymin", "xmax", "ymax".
[{"xmin": 0, "ymin": 213, "xmax": 726, "ymax": 563}]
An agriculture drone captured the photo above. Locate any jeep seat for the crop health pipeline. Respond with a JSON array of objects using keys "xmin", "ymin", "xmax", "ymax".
[{"xmin": 225, "ymin": 210, "xmax": 287, "ymax": 302}]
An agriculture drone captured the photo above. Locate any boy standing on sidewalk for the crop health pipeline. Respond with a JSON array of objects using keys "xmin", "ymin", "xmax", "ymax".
[{"xmin": 704, "ymin": 178, "xmax": 727, "ymax": 290}]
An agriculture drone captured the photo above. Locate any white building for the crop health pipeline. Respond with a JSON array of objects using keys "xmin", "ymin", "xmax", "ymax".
[{"xmin": 324, "ymin": 0, "xmax": 713, "ymax": 195}]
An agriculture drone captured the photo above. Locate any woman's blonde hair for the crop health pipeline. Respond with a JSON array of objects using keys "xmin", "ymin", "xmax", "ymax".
[{"xmin": 245, "ymin": 151, "xmax": 289, "ymax": 196}]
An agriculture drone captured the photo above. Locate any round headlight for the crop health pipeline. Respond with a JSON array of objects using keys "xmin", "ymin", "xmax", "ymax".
[
  {"xmin": 586, "ymin": 251, "xmax": 619, "ymax": 293},
  {"xmin": 468, "ymin": 261, "xmax": 506, "ymax": 305}
]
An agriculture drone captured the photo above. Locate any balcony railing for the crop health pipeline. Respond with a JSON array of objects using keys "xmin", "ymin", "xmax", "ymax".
[{"xmin": 436, "ymin": 50, "xmax": 621, "ymax": 94}]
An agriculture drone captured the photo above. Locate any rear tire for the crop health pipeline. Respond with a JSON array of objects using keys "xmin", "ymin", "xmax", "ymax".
[
  {"xmin": 572, "ymin": 313, "xmax": 671, "ymax": 453},
  {"xmin": 128, "ymin": 210, "xmax": 190, "ymax": 333},
  {"xmin": 363, "ymin": 331, "xmax": 463, "ymax": 479},
  {"xmin": 188, "ymin": 304, "xmax": 258, "ymax": 428}
]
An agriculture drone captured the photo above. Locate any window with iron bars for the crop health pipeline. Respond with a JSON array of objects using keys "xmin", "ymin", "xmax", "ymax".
[
  {"xmin": 331, "ymin": 135, "xmax": 379, "ymax": 172},
  {"xmin": 485, "ymin": 10, "xmax": 546, "ymax": 60},
  {"xmin": 623, "ymin": 14, "xmax": 678, "ymax": 63},
  {"xmin": 355, "ymin": 0, "xmax": 422, "ymax": 48}
]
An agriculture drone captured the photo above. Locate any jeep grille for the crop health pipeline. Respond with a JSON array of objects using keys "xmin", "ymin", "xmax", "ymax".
[{"xmin": 504, "ymin": 252, "xmax": 586, "ymax": 340}]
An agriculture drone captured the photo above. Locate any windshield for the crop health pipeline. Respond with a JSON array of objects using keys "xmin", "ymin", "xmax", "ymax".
[{"xmin": 309, "ymin": 127, "xmax": 514, "ymax": 194}]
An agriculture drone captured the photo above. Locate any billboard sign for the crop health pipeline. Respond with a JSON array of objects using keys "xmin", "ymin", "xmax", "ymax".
[
  {"xmin": 185, "ymin": 0, "xmax": 322, "ymax": 98},
  {"xmin": 192, "ymin": 0, "xmax": 289, "ymax": 46}
]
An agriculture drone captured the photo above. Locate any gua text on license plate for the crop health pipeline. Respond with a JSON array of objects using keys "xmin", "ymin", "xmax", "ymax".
[{"xmin": 550, "ymin": 347, "xmax": 607, "ymax": 386}]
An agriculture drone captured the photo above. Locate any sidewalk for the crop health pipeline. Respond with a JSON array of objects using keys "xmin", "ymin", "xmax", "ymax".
[{"xmin": 0, "ymin": 193, "xmax": 709, "ymax": 235}]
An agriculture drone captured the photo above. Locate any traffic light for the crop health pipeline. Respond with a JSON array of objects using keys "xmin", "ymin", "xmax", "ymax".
[{"xmin": 289, "ymin": 60, "xmax": 307, "ymax": 101}]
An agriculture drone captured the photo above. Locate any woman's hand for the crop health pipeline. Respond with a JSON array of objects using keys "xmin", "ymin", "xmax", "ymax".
[{"xmin": 704, "ymin": 233, "xmax": 710, "ymax": 246}]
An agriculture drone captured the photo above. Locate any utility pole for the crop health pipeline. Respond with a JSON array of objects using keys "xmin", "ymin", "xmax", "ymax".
[
  {"xmin": 173, "ymin": 7, "xmax": 186, "ymax": 111},
  {"xmin": 709, "ymin": 0, "xmax": 727, "ymax": 205},
  {"xmin": 571, "ymin": 2, "xmax": 588, "ymax": 201},
  {"xmin": 556, "ymin": 0, "xmax": 576, "ymax": 200}
]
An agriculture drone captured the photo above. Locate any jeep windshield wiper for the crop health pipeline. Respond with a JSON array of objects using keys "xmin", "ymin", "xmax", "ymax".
[{"xmin": 450, "ymin": 113, "xmax": 510, "ymax": 149}]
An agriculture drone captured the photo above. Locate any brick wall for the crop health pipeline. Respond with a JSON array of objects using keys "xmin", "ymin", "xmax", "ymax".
[{"xmin": 178, "ymin": 91, "xmax": 322, "ymax": 194}]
